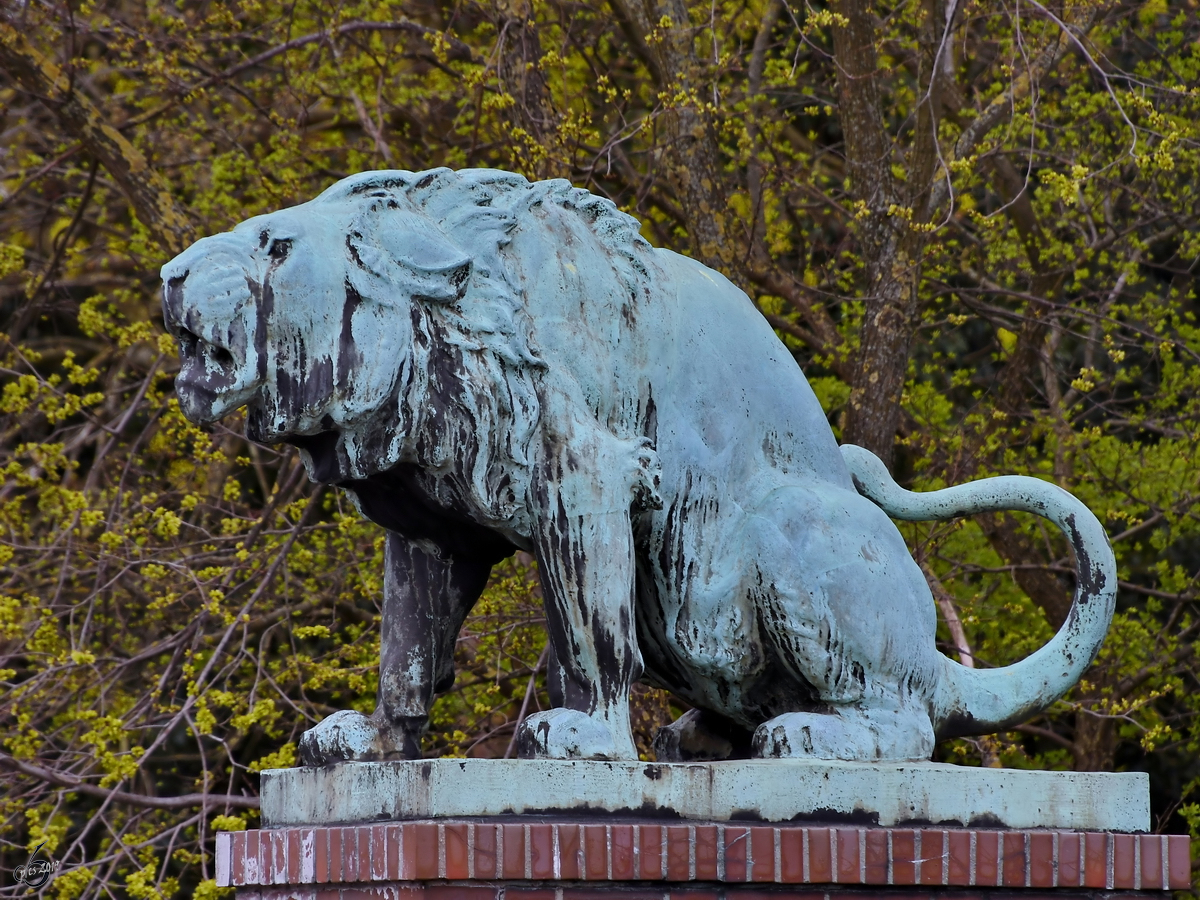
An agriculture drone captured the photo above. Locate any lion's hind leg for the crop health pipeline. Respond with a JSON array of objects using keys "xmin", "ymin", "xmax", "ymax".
[{"xmin": 746, "ymin": 484, "xmax": 939, "ymax": 762}]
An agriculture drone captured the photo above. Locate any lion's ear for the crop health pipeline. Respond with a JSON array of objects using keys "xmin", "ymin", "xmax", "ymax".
[{"xmin": 347, "ymin": 209, "xmax": 472, "ymax": 304}]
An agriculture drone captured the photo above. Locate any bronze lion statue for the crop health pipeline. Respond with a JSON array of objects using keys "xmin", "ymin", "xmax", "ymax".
[{"xmin": 161, "ymin": 168, "xmax": 1114, "ymax": 763}]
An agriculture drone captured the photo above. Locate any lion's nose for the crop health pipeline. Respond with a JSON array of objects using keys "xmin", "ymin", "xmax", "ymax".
[{"xmin": 204, "ymin": 341, "xmax": 235, "ymax": 369}]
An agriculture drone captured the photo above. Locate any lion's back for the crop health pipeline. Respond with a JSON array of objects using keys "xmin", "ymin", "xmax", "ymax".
[
  {"xmin": 645, "ymin": 250, "xmax": 852, "ymax": 489},
  {"xmin": 502, "ymin": 199, "xmax": 852, "ymax": 490}
]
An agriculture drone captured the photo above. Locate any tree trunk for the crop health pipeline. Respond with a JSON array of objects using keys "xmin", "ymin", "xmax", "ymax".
[
  {"xmin": 608, "ymin": 0, "xmax": 730, "ymax": 272},
  {"xmin": 831, "ymin": 0, "xmax": 944, "ymax": 470},
  {"xmin": 494, "ymin": 1, "xmax": 564, "ymax": 179},
  {"xmin": 1072, "ymin": 708, "xmax": 1116, "ymax": 772}
]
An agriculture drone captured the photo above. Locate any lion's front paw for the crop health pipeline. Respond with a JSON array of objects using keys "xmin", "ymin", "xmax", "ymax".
[
  {"xmin": 516, "ymin": 708, "xmax": 621, "ymax": 760},
  {"xmin": 298, "ymin": 710, "xmax": 415, "ymax": 766}
]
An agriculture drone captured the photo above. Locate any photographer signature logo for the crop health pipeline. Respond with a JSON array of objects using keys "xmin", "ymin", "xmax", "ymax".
[{"xmin": 12, "ymin": 842, "xmax": 59, "ymax": 888}]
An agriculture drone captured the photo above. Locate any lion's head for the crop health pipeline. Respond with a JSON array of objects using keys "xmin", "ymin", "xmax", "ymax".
[{"xmin": 161, "ymin": 169, "xmax": 546, "ymax": 498}]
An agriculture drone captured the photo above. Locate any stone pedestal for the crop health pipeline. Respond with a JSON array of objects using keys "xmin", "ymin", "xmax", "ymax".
[{"xmin": 215, "ymin": 761, "xmax": 1189, "ymax": 899}]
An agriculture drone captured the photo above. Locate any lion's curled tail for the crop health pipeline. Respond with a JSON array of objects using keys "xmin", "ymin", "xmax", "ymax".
[{"xmin": 839, "ymin": 444, "xmax": 1116, "ymax": 740}]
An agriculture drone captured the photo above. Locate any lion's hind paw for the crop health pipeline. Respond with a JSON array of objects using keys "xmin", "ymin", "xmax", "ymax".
[{"xmin": 751, "ymin": 708, "xmax": 933, "ymax": 762}]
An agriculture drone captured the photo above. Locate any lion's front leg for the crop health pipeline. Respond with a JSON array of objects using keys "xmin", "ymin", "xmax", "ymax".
[
  {"xmin": 299, "ymin": 531, "xmax": 492, "ymax": 765},
  {"xmin": 516, "ymin": 429, "xmax": 658, "ymax": 761}
]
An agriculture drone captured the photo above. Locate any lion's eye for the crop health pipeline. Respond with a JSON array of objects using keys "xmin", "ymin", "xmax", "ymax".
[{"xmin": 268, "ymin": 239, "xmax": 291, "ymax": 261}]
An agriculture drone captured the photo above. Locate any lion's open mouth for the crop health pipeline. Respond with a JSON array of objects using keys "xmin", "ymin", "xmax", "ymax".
[{"xmin": 286, "ymin": 430, "xmax": 343, "ymax": 482}]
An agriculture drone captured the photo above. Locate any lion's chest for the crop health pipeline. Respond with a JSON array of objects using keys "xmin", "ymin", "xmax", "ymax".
[{"xmin": 340, "ymin": 464, "xmax": 516, "ymax": 563}]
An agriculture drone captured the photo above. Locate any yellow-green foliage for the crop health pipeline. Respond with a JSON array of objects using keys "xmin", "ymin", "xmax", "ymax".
[{"xmin": 1, "ymin": 1, "xmax": 1199, "ymax": 898}]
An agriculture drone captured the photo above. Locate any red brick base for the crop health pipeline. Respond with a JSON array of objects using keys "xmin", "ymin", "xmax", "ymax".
[
  {"xmin": 216, "ymin": 821, "xmax": 1190, "ymax": 895},
  {"xmin": 234, "ymin": 887, "xmax": 1177, "ymax": 900}
]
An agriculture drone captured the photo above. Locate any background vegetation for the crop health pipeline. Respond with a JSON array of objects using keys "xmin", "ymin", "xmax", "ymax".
[{"xmin": 1, "ymin": 0, "xmax": 1198, "ymax": 897}]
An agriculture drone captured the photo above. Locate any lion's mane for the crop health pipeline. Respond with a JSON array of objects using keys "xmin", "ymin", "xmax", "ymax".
[{"xmin": 310, "ymin": 168, "xmax": 655, "ymax": 527}]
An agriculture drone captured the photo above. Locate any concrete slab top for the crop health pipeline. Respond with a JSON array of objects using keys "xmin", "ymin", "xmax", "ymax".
[{"xmin": 259, "ymin": 759, "xmax": 1149, "ymax": 833}]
